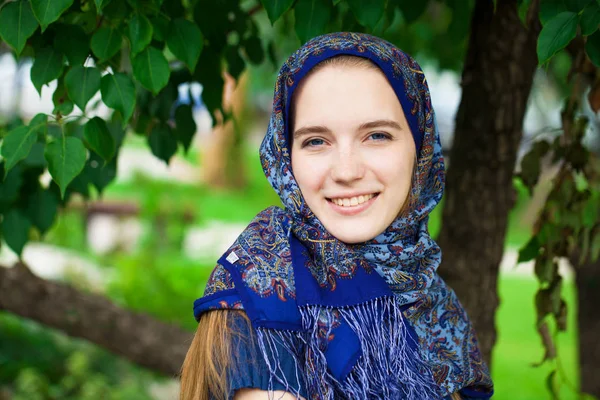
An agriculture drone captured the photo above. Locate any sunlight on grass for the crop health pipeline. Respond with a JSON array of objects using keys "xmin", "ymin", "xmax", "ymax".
[{"xmin": 493, "ymin": 276, "xmax": 580, "ymax": 399}]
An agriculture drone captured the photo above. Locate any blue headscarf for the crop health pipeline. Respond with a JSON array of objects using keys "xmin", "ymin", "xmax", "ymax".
[{"xmin": 194, "ymin": 32, "xmax": 493, "ymax": 399}]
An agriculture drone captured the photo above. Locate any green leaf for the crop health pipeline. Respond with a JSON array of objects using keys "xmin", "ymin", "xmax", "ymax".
[
  {"xmin": 193, "ymin": 45, "xmax": 223, "ymax": 117},
  {"xmin": 243, "ymin": 36, "xmax": 264, "ymax": 65},
  {"xmin": 166, "ymin": 18, "xmax": 203, "ymax": 72},
  {"xmin": 95, "ymin": 0, "xmax": 112, "ymax": 11},
  {"xmin": 566, "ymin": 0, "xmax": 593, "ymax": 12},
  {"xmin": 161, "ymin": 1, "xmax": 185, "ymax": 18},
  {"xmin": 150, "ymin": 15, "xmax": 169, "ymax": 41},
  {"xmin": 86, "ymin": 150, "xmax": 117, "ymax": 193},
  {"xmin": 65, "ymin": 66, "xmax": 101, "ymax": 111},
  {"xmin": 30, "ymin": 48, "xmax": 64, "ymax": 95},
  {"xmin": 132, "ymin": 46, "xmax": 170, "ymax": 94},
  {"xmin": 397, "ymin": 0, "xmax": 429, "ymax": 24},
  {"xmin": 518, "ymin": 235, "xmax": 541, "ymax": 263},
  {"xmin": 294, "ymin": 0, "xmax": 331, "ymax": 43},
  {"xmin": 193, "ymin": 0, "xmax": 229, "ymax": 42},
  {"xmin": 259, "ymin": 0, "xmax": 294, "ymax": 24},
  {"xmin": 546, "ymin": 370, "xmax": 558, "ymax": 399},
  {"xmin": 585, "ymin": 30, "xmax": 600, "ymax": 66},
  {"xmin": 52, "ymin": 78, "xmax": 74, "ymax": 115},
  {"xmin": 23, "ymin": 142, "xmax": 47, "ymax": 167},
  {"xmin": 534, "ymin": 257, "xmax": 556, "ymax": 285},
  {"xmin": 446, "ymin": 0, "xmax": 472, "ymax": 42},
  {"xmin": 100, "ymin": 73, "xmax": 136, "ymax": 124},
  {"xmin": 107, "ymin": 121, "xmax": 126, "ymax": 149},
  {"xmin": 149, "ymin": 84, "xmax": 177, "ymax": 121},
  {"xmin": 1, "ymin": 114, "xmax": 47, "ymax": 175},
  {"xmin": 347, "ymin": 0, "xmax": 386, "ymax": 29},
  {"xmin": 581, "ymin": 0, "xmax": 600, "ymax": 35},
  {"xmin": 2, "ymin": 209, "xmax": 31, "ymax": 256},
  {"xmin": 30, "ymin": 0, "xmax": 74, "ymax": 32},
  {"xmin": 537, "ymin": 11, "xmax": 579, "ymax": 65},
  {"xmin": 225, "ymin": 46, "xmax": 245, "ymax": 79},
  {"xmin": 91, "ymin": 26, "xmax": 122, "ymax": 61},
  {"xmin": 518, "ymin": 0, "xmax": 533, "ymax": 24},
  {"xmin": 174, "ymin": 104, "xmax": 197, "ymax": 153},
  {"xmin": 0, "ymin": 165, "xmax": 23, "ymax": 204},
  {"xmin": 83, "ymin": 117, "xmax": 115, "ymax": 162},
  {"xmin": 148, "ymin": 123, "xmax": 178, "ymax": 164},
  {"xmin": 28, "ymin": 189, "xmax": 58, "ymax": 234},
  {"xmin": 44, "ymin": 135, "xmax": 87, "ymax": 198},
  {"xmin": 128, "ymin": 14, "xmax": 153, "ymax": 55},
  {"xmin": 583, "ymin": 193, "xmax": 599, "ymax": 227},
  {"xmin": 54, "ymin": 24, "xmax": 90, "ymax": 65},
  {"xmin": 519, "ymin": 148, "xmax": 542, "ymax": 192},
  {"xmin": 0, "ymin": 0, "xmax": 39, "ymax": 55},
  {"xmin": 540, "ymin": 0, "xmax": 568, "ymax": 25}
]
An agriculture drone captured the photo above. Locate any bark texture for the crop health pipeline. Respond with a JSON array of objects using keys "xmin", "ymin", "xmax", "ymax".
[
  {"xmin": 575, "ymin": 257, "xmax": 600, "ymax": 397},
  {"xmin": 0, "ymin": 263, "xmax": 192, "ymax": 377},
  {"xmin": 436, "ymin": 0, "xmax": 541, "ymax": 364}
]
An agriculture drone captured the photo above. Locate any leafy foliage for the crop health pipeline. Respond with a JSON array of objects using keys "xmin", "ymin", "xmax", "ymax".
[
  {"xmin": 537, "ymin": 0, "xmax": 600, "ymax": 65},
  {"xmin": 0, "ymin": 313, "xmax": 155, "ymax": 400},
  {"xmin": 518, "ymin": 0, "xmax": 600, "ymax": 394}
]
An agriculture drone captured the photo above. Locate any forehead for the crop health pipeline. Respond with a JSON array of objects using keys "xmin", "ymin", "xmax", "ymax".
[{"xmin": 292, "ymin": 65, "xmax": 404, "ymax": 127}]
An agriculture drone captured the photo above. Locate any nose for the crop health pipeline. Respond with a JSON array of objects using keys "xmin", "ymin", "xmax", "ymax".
[{"xmin": 330, "ymin": 146, "xmax": 365, "ymax": 183}]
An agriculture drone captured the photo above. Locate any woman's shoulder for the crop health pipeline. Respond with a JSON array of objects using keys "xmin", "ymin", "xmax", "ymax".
[{"xmin": 194, "ymin": 206, "xmax": 295, "ymax": 318}]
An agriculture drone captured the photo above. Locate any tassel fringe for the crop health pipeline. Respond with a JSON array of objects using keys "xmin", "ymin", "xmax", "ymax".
[{"xmin": 255, "ymin": 296, "xmax": 440, "ymax": 399}]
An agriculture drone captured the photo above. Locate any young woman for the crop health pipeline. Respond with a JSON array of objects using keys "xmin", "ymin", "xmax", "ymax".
[{"xmin": 180, "ymin": 32, "xmax": 494, "ymax": 400}]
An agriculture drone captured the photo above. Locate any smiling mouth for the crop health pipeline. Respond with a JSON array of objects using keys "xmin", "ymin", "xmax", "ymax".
[{"xmin": 327, "ymin": 193, "xmax": 379, "ymax": 207}]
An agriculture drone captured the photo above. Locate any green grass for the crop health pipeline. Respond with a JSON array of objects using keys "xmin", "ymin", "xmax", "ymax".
[{"xmin": 493, "ymin": 276, "xmax": 581, "ymax": 399}]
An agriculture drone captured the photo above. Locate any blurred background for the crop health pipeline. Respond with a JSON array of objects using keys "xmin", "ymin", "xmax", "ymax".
[{"xmin": 0, "ymin": 0, "xmax": 599, "ymax": 399}]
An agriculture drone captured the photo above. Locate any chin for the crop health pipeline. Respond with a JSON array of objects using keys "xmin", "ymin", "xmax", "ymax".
[{"xmin": 326, "ymin": 225, "xmax": 381, "ymax": 244}]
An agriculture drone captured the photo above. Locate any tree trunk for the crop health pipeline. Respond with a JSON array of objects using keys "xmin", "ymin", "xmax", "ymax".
[
  {"xmin": 202, "ymin": 71, "xmax": 248, "ymax": 188},
  {"xmin": 0, "ymin": 263, "xmax": 192, "ymax": 377},
  {"xmin": 575, "ymin": 256, "xmax": 600, "ymax": 397},
  {"xmin": 436, "ymin": 0, "xmax": 541, "ymax": 365}
]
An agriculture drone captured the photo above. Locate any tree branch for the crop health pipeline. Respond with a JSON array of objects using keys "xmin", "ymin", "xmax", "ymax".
[{"xmin": 0, "ymin": 262, "xmax": 193, "ymax": 377}]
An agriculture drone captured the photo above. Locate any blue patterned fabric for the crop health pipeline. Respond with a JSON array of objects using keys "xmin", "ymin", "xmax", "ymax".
[{"xmin": 194, "ymin": 32, "xmax": 493, "ymax": 399}]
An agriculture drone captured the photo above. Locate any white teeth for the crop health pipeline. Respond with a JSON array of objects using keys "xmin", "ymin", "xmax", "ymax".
[{"xmin": 330, "ymin": 193, "xmax": 375, "ymax": 207}]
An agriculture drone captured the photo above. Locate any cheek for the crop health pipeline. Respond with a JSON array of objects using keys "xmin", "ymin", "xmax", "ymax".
[
  {"xmin": 372, "ymin": 154, "xmax": 413, "ymax": 182},
  {"xmin": 291, "ymin": 153, "xmax": 324, "ymax": 195}
]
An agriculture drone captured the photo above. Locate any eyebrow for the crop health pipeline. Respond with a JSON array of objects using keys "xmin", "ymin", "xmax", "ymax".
[{"xmin": 292, "ymin": 119, "xmax": 402, "ymax": 140}]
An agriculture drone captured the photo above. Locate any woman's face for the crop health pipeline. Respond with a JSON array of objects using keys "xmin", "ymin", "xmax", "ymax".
[{"xmin": 291, "ymin": 64, "xmax": 416, "ymax": 244}]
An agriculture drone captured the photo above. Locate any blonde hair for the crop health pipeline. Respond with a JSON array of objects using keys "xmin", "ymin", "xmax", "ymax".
[{"xmin": 180, "ymin": 310, "xmax": 251, "ymax": 400}]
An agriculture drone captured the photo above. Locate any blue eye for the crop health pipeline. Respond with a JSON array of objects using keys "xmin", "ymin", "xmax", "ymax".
[
  {"xmin": 304, "ymin": 138, "xmax": 325, "ymax": 147},
  {"xmin": 369, "ymin": 132, "xmax": 391, "ymax": 141}
]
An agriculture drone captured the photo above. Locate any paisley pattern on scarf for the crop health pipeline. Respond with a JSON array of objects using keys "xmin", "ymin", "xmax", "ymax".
[
  {"xmin": 193, "ymin": 32, "xmax": 493, "ymax": 399},
  {"xmin": 204, "ymin": 264, "xmax": 235, "ymax": 296}
]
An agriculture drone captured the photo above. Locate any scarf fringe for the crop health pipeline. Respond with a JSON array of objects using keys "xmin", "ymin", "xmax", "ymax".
[
  {"xmin": 255, "ymin": 328, "xmax": 306, "ymax": 400},
  {"xmin": 255, "ymin": 296, "xmax": 440, "ymax": 399}
]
